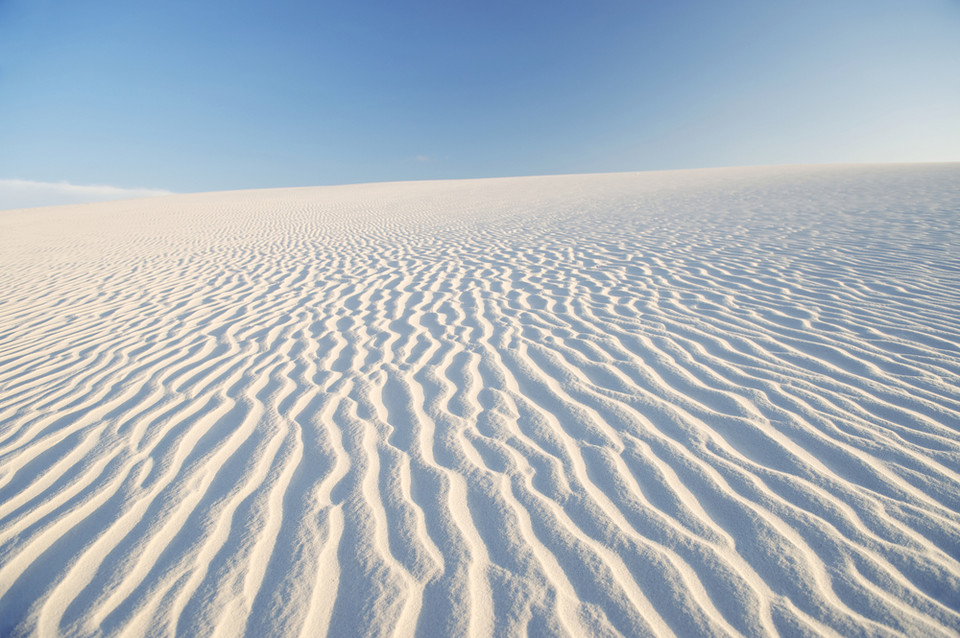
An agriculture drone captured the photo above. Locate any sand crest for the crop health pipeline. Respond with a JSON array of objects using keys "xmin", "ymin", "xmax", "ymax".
[{"xmin": 1, "ymin": 164, "xmax": 959, "ymax": 636}]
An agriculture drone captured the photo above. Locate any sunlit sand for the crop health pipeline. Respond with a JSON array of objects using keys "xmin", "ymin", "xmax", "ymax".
[{"xmin": 1, "ymin": 164, "xmax": 958, "ymax": 636}]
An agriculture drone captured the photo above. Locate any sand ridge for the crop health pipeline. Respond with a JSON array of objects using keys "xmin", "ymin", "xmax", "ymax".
[{"xmin": 1, "ymin": 164, "xmax": 959, "ymax": 636}]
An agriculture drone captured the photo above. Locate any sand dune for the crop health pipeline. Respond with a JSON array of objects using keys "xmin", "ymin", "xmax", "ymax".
[{"xmin": 1, "ymin": 164, "xmax": 959, "ymax": 636}]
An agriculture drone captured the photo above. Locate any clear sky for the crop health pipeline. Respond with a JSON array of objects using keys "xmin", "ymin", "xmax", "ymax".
[{"xmin": 1, "ymin": 0, "xmax": 958, "ymax": 204}]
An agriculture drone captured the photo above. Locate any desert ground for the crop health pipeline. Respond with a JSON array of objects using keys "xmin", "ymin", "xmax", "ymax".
[{"xmin": 0, "ymin": 164, "xmax": 958, "ymax": 636}]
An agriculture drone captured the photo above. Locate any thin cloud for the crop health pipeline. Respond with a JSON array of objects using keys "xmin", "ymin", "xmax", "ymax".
[{"xmin": 0, "ymin": 179, "xmax": 174, "ymax": 211}]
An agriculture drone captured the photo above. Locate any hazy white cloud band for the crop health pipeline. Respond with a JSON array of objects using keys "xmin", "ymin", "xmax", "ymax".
[{"xmin": 0, "ymin": 179, "xmax": 174, "ymax": 210}]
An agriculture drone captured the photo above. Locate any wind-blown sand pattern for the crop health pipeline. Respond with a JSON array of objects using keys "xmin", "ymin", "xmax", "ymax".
[{"xmin": 1, "ymin": 165, "xmax": 959, "ymax": 637}]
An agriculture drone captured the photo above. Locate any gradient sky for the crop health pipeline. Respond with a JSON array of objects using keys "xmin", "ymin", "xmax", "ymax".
[{"xmin": 1, "ymin": 0, "xmax": 958, "ymax": 200}]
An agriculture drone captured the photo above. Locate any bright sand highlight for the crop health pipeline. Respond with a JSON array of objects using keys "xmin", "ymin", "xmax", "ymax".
[{"xmin": 1, "ymin": 165, "xmax": 959, "ymax": 636}]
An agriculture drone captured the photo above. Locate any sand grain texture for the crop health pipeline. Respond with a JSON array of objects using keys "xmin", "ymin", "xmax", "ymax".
[{"xmin": 1, "ymin": 165, "xmax": 959, "ymax": 637}]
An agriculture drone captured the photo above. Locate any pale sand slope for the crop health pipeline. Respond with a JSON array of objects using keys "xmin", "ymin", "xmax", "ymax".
[{"xmin": 0, "ymin": 164, "xmax": 958, "ymax": 637}]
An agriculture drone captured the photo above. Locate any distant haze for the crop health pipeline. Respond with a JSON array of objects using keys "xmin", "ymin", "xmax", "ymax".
[
  {"xmin": 0, "ymin": 180, "xmax": 173, "ymax": 211},
  {"xmin": 1, "ymin": 0, "xmax": 958, "ymax": 204}
]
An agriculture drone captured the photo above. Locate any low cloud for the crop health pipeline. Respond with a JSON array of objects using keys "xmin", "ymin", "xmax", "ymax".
[{"xmin": 0, "ymin": 179, "xmax": 174, "ymax": 210}]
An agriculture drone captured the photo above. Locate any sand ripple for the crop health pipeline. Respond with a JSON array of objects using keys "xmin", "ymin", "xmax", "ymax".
[{"xmin": 1, "ymin": 165, "xmax": 959, "ymax": 636}]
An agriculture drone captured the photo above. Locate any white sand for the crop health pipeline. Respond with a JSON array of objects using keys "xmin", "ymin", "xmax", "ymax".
[{"xmin": 1, "ymin": 164, "xmax": 959, "ymax": 637}]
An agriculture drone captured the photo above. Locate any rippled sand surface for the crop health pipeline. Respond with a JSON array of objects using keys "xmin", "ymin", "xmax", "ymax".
[{"xmin": 1, "ymin": 165, "xmax": 959, "ymax": 637}]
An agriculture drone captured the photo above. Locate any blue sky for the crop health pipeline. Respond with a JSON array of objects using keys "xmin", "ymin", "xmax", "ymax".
[{"xmin": 1, "ymin": 0, "xmax": 958, "ymax": 205}]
